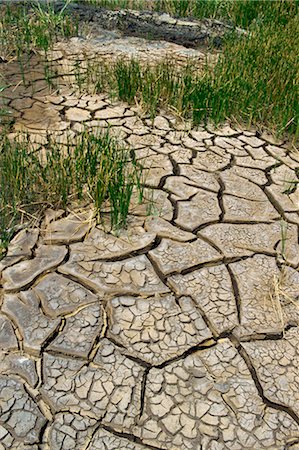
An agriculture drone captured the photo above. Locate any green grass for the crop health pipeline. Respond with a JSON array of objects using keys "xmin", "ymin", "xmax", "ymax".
[
  {"xmin": 0, "ymin": 2, "xmax": 78, "ymax": 84},
  {"xmin": 210, "ymin": 15, "xmax": 298, "ymax": 138},
  {"xmin": 1, "ymin": 1, "xmax": 297, "ymax": 138},
  {"xmin": 0, "ymin": 131, "xmax": 143, "ymax": 254},
  {"xmin": 73, "ymin": 1, "xmax": 298, "ymax": 140},
  {"xmin": 0, "ymin": 0, "xmax": 298, "ymax": 250},
  {"xmin": 0, "ymin": 1, "xmax": 77, "ymax": 56},
  {"xmin": 80, "ymin": 0, "xmax": 298, "ymax": 29},
  {"xmin": 79, "ymin": 57, "xmax": 195, "ymax": 118}
]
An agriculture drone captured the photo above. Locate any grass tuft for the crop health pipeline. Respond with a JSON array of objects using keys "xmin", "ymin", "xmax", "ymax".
[
  {"xmin": 0, "ymin": 1, "xmax": 77, "ymax": 56},
  {"xmin": 0, "ymin": 2, "xmax": 78, "ymax": 84},
  {"xmin": 0, "ymin": 130, "xmax": 143, "ymax": 254},
  {"xmin": 210, "ymin": 15, "xmax": 298, "ymax": 137},
  {"xmin": 81, "ymin": 0, "xmax": 298, "ymax": 29},
  {"xmin": 79, "ymin": 29, "xmax": 298, "ymax": 140},
  {"xmin": 77, "ymin": 0, "xmax": 298, "ymax": 139}
]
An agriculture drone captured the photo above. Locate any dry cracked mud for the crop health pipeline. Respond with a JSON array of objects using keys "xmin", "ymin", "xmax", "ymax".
[{"xmin": 1, "ymin": 6, "xmax": 299, "ymax": 450}]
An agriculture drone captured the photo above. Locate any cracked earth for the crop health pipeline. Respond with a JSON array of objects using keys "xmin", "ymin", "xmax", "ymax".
[{"xmin": 1, "ymin": 6, "xmax": 299, "ymax": 450}]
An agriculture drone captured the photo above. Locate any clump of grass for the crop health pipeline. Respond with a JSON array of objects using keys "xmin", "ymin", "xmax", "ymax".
[
  {"xmin": 209, "ymin": 14, "xmax": 299, "ymax": 138},
  {"xmin": 0, "ymin": 1, "xmax": 77, "ymax": 57},
  {"xmin": 153, "ymin": 0, "xmax": 298, "ymax": 29},
  {"xmin": 80, "ymin": 0, "xmax": 298, "ymax": 139},
  {"xmin": 81, "ymin": 0, "xmax": 298, "ymax": 30},
  {"xmin": 78, "ymin": 3, "xmax": 298, "ymax": 140},
  {"xmin": 0, "ymin": 130, "xmax": 143, "ymax": 254},
  {"xmin": 110, "ymin": 58, "xmax": 194, "ymax": 119},
  {"xmin": 80, "ymin": 0, "xmax": 145, "ymax": 12},
  {"xmin": 0, "ymin": 2, "xmax": 77, "ymax": 84},
  {"xmin": 79, "ymin": 58, "xmax": 199, "ymax": 119}
]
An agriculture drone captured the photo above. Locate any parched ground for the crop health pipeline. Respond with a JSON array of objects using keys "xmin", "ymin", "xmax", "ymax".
[{"xmin": 0, "ymin": 9, "xmax": 299, "ymax": 450}]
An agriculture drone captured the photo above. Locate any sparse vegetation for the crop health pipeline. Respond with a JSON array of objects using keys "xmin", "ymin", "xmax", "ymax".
[
  {"xmin": 82, "ymin": 0, "xmax": 298, "ymax": 29},
  {"xmin": 1, "ymin": 1, "xmax": 297, "ymax": 137},
  {"xmin": 0, "ymin": 1, "xmax": 77, "ymax": 57},
  {"xmin": 72, "ymin": 0, "xmax": 298, "ymax": 140},
  {"xmin": 0, "ymin": 131, "xmax": 143, "ymax": 253},
  {"xmin": 76, "ymin": 17, "xmax": 297, "ymax": 139},
  {"xmin": 0, "ymin": 1, "xmax": 77, "ymax": 84},
  {"xmin": 0, "ymin": 0, "xmax": 297, "ymax": 254},
  {"xmin": 0, "ymin": 3, "xmax": 297, "ymax": 429}
]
